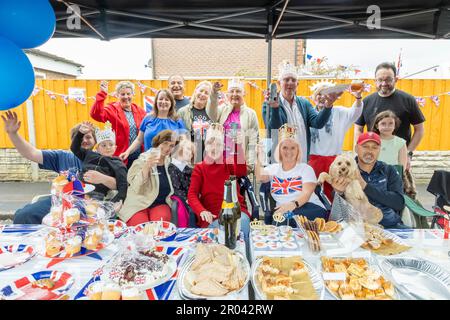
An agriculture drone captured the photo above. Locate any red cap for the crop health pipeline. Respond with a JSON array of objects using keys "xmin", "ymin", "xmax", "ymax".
[{"xmin": 357, "ymin": 132, "xmax": 381, "ymax": 145}]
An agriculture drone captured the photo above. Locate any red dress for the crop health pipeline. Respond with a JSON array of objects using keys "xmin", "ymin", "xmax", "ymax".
[
  {"xmin": 90, "ymin": 91, "xmax": 146, "ymax": 163},
  {"xmin": 188, "ymin": 153, "xmax": 250, "ymax": 228}
]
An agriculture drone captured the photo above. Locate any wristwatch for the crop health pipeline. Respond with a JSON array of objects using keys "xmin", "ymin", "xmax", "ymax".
[
  {"xmin": 294, "ymin": 200, "xmax": 300, "ymax": 209},
  {"xmin": 408, "ymin": 151, "xmax": 414, "ymax": 158}
]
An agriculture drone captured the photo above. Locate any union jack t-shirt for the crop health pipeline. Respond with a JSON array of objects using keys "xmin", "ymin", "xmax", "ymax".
[{"xmin": 266, "ymin": 163, "xmax": 325, "ymax": 209}]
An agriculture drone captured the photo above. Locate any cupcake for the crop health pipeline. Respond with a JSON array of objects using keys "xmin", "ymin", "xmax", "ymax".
[
  {"xmin": 101, "ymin": 283, "xmax": 121, "ymax": 300},
  {"xmin": 121, "ymin": 287, "xmax": 143, "ymax": 300},
  {"xmin": 50, "ymin": 206, "xmax": 63, "ymax": 222},
  {"xmin": 45, "ymin": 235, "xmax": 62, "ymax": 257},
  {"xmin": 65, "ymin": 236, "xmax": 82, "ymax": 255},
  {"xmin": 88, "ymin": 281, "xmax": 104, "ymax": 300},
  {"xmin": 85, "ymin": 204, "xmax": 98, "ymax": 217},
  {"xmin": 83, "ymin": 235, "xmax": 99, "ymax": 251},
  {"xmin": 63, "ymin": 208, "xmax": 80, "ymax": 226}
]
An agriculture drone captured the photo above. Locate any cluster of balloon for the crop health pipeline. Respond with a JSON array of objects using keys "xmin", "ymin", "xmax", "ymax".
[{"xmin": 0, "ymin": 0, "xmax": 56, "ymax": 110}]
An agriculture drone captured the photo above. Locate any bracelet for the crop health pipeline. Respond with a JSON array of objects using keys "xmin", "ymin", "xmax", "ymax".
[{"xmin": 356, "ymin": 96, "xmax": 362, "ymax": 99}]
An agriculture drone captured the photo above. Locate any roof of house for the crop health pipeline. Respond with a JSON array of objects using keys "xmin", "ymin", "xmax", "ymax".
[{"xmin": 24, "ymin": 49, "xmax": 84, "ymax": 68}]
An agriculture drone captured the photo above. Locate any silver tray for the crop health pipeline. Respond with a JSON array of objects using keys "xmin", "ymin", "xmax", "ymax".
[
  {"xmin": 177, "ymin": 251, "xmax": 250, "ymax": 300},
  {"xmin": 364, "ymin": 225, "xmax": 411, "ymax": 251},
  {"xmin": 378, "ymin": 257, "xmax": 450, "ymax": 300},
  {"xmin": 251, "ymin": 256, "xmax": 324, "ymax": 300},
  {"xmin": 322, "ymin": 256, "xmax": 398, "ymax": 300}
]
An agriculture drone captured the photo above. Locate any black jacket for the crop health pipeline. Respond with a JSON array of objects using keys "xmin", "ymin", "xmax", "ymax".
[{"xmin": 71, "ymin": 131, "xmax": 128, "ymax": 203}]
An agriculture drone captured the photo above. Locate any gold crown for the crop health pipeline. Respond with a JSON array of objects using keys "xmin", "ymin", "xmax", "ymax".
[
  {"xmin": 95, "ymin": 121, "xmax": 116, "ymax": 144},
  {"xmin": 309, "ymin": 80, "xmax": 336, "ymax": 93},
  {"xmin": 278, "ymin": 124, "xmax": 297, "ymax": 141}
]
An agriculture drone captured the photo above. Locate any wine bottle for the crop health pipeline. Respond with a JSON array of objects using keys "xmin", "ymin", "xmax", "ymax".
[{"xmin": 219, "ymin": 180, "xmax": 236, "ymax": 249}]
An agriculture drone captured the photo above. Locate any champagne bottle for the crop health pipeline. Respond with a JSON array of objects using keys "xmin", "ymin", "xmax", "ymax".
[{"xmin": 218, "ymin": 180, "xmax": 236, "ymax": 249}]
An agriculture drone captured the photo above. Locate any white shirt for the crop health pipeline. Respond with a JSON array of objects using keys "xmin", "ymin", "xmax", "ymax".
[
  {"xmin": 171, "ymin": 158, "xmax": 187, "ymax": 172},
  {"xmin": 279, "ymin": 95, "xmax": 308, "ymax": 163},
  {"xmin": 310, "ymin": 100, "xmax": 363, "ymax": 156},
  {"xmin": 265, "ymin": 162, "xmax": 325, "ymax": 209}
]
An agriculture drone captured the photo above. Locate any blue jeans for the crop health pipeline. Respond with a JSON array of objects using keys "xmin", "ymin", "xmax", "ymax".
[
  {"xmin": 208, "ymin": 213, "xmax": 251, "ymax": 242},
  {"xmin": 271, "ymin": 202, "xmax": 328, "ymax": 228},
  {"xmin": 14, "ymin": 196, "xmax": 51, "ymax": 224}
]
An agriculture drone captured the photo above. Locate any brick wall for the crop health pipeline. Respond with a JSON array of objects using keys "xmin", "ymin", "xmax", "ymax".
[
  {"xmin": 0, "ymin": 149, "xmax": 57, "ymax": 182},
  {"xmin": 411, "ymin": 151, "xmax": 450, "ymax": 184},
  {"xmin": 153, "ymin": 39, "xmax": 297, "ymax": 78},
  {"xmin": 34, "ymin": 68, "xmax": 77, "ymax": 79}
]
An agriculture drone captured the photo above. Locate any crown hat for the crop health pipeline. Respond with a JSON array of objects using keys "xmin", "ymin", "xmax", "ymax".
[
  {"xmin": 227, "ymin": 77, "xmax": 245, "ymax": 91},
  {"xmin": 278, "ymin": 123, "xmax": 297, "ymax": 141},
  {"xmin": 278, "ymin": 60, "xmax": 299, "ymax": 80},
  {"xmin": 95, "ymin": 121, "xmax": 116, "ymax": 145}
]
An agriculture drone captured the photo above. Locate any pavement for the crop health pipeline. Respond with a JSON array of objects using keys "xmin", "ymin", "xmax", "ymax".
[{"xmin": 0, "ymin": 181, "xmax": 437, "ymax": 224}]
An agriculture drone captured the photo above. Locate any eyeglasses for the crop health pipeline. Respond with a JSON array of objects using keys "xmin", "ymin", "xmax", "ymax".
[{"xmin": 376, "ymin": 78, "xmax": 394, "ymax": 84}]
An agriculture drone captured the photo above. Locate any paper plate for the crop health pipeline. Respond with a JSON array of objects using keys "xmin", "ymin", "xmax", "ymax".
[
  {"xmin": 133, "ymin": 221, "xmax": 177, "ymax": 241},
  {"xmin": 319, "ymin": 84, "xmax": 350, "ymax": 95},
  {"xmin": 108, "ymin": 219, "xmax": 128, "ymax": 238},
  {"xmin": 0, "ymin": 244, "xmax": 35, "ymax": 272},
  {"xmin": 0, "ymin": 270, "xmax": 74, "ymax": 300}
]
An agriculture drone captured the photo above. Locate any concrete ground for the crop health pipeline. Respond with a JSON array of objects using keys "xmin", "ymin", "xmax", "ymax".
[{"xmin": 0, "ymin": 181, "xmax": 437, "ymax": 224}]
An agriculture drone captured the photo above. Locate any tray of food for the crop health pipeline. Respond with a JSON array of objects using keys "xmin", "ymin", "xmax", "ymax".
[
  {"xmin": 132, "ymin": 221, "xmax": 177, "ymax": 241},
  {"xmin": 321, "ymin": 256, "xmax": 396, "ymax": 300},
  {"xmin": 362, "ymin": 224, "xmax": 411, "ymax": 256},
  {"xmin": 252, "ymin": 256, "xmax": 324, "ymax": 300},
  {"xmin": 377, "ymin": 257, "xmax": 450, "ymax": 300},
  {"xmin": 178, "ymin": 243, "xmax": 250, "ymax": 299}
]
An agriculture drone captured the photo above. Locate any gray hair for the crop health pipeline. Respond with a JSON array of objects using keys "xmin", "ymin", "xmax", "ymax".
[{"xmin": 115, "ymin": 81, "xmax": 135, "ymax": 95}]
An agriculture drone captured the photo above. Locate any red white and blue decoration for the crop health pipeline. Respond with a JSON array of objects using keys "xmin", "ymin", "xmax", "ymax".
[
  {"xmin": 0, "ymin": 270, "xmax": 74, "ymax": 300},
  {"xmin": 271, "ymin": 176, "xmax": 303, "ymax": 195},
  {"xmin": 0, "ymin": 244, "xmax": 35, "ymax": 272}
]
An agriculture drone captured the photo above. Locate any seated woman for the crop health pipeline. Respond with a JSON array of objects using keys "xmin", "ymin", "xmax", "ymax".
[
  {"xmin": 255, "ymin": 124, "xmax": 327, "ymax": 226},
  {"xmin": 168, "ymin": 135, "xmax": 196, "ymax": 227},
  {"xmin": 119, "ymin": 130, "xmax": 177, "ymax": 226},
  {"xmin": 187, "ymin": 126, "xmax": 251, "ymax": 237}
]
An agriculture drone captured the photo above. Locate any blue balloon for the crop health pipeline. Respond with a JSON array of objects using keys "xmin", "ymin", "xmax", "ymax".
[
  {"xmin": 0, "ymin": 36, "xmax": 35, "ymax": 110},
  {"xmin": 0, "ymin": 0, "xmax": 56, "ymax": 49}
]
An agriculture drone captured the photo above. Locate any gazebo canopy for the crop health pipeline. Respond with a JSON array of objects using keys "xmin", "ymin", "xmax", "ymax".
[{"xmin": 51, "ymin": 0, "xmax": 450, "ymax": 41}]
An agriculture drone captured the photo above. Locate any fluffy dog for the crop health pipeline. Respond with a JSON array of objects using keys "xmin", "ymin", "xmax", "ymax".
[{"xmin": 318, "ymin": 154, "xmax": 383, "ymax": 225}]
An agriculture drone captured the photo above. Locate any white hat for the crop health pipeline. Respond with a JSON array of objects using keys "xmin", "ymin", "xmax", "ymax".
[
  {"xmin": 227, "ymin": 78, "xmax": 245, "ymax": 91},
  {"xmin": 95, "ymin": 121, "xmax": 116, "ymax": 145},
  {"xmin": 278, "ymin": 60, "xmax": 299, "ymax": 80}
]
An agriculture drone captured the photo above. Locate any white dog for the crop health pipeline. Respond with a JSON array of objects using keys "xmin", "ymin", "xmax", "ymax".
[{"xmin": 318, "ymin": 155, "xmax": 383, "ymax": 225}]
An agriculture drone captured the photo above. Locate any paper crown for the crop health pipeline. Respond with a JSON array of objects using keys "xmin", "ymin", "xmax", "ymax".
[
  {"xmin": 95, "ymin": 121, "xmax": 116, "ymax": 145},
  {"xmin": 278, "ymin": 123, "xmax": 297, "ymax": 141},
  {"xmin": 278, "ymin": 60, "xmax": 299, "ymax": 80},
  {"xmin": 309, "ymin": 80, "xmax": 336, "ymax": 94},
  {"xmin": 227, "ymin": 78, "xmax": 245, "ymax": 91}
]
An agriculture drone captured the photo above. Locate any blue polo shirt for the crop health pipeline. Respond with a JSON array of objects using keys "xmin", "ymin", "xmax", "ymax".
[{"xmin": 39, "ymin": 150, "xmax": 82, "ymax": 173}]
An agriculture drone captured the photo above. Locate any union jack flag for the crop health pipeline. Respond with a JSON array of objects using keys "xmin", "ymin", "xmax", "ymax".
[
  {"xmin": 271, "ymin": 176, "xmax": 303, "ymax": 195},
  {"xmin": 144, "ymin": 95, "xmax": 155, "ymax": 113}
]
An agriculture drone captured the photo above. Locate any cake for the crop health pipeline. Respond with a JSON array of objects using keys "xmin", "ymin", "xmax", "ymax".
[
  {"xmin": 65, "ymin": 236, "xmax": 82, "ymax": 255},
  {"xmin": 45, "ymin": 234, "xmax": 62, "ymax": 257},
  {"xmin": 63, "ymin": 208, "xmax": 80, "ymax": 226},
  {"xmin": 121, "ymin": 287, "xmax": 143, "ymax": 300},
  {"xmin": 50, "ymin": 205, "xmax": 63, "ymax": 222},
  {"xmin": 88, "ymin": 281, "xmax": 104, "ymax": 300},
  {"xmin": 83, "ymin": 235, "xmax": 100, "ymax": 251},
  {"xmin": 101, "ymin": 283, "xmax": 121, "ymax": 300},
  {"xmin": 85, "ymin": 204, "xmax": 98, "ymax": 217}
]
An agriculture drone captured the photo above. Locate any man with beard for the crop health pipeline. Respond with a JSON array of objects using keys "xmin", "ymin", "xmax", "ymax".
[
  {"xmin": 354, "ymin": 62, "xmax": 425, "ymax": 170},
  {"xmin": 331, "ymin": 132, "xmax": 408, "ymax": 229},
  {"xmin": 1, "ymin": 111, "xmax": 117, "ymax": 224},
  {"xmin": 168, "ymin": 74, "xmax": 190, "ymax": 111}
]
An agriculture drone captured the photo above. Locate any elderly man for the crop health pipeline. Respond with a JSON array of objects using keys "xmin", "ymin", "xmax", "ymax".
[
  {"xmin": 1, "ymin": 111, "xmax": 116, "ymax": 224},
  {"xmin": 262, "ymin": 61, "xmax": 341, "ymax": 163},
  {"xmin": 216, "ymin": 78, "xmax": 259, "ymax": 166},
  {"xmin": 354, "ymin": 62, "xmax": 425, "ymax": 170},
  {"xmin": 168, "ymin": 74, "xmax": 190, "ymax": 110},
  {"xmin": 331, "ymin": 132, "xmax": 408, "ymax": 229}
]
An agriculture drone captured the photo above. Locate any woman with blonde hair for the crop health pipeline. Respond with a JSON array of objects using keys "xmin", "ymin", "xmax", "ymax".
[
  {"xmin": 178, "ymin": 80, "xmax": 221, "ymax": 162},
  {"xmin": 256, "ymin": 125, "xmax": 327, "ymax": 226},
  {"xmin": 90, "ymin": 80, "xmax": 146, "ymax": 168},
  {"xmin": 119, "ymin": 89, "xmax": 186, "ymax": 161}
]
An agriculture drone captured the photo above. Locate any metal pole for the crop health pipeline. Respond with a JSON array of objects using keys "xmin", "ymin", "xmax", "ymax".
[{"xmin": 26, "ymin": 99, "xmax": 38, "ymax": 181}]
